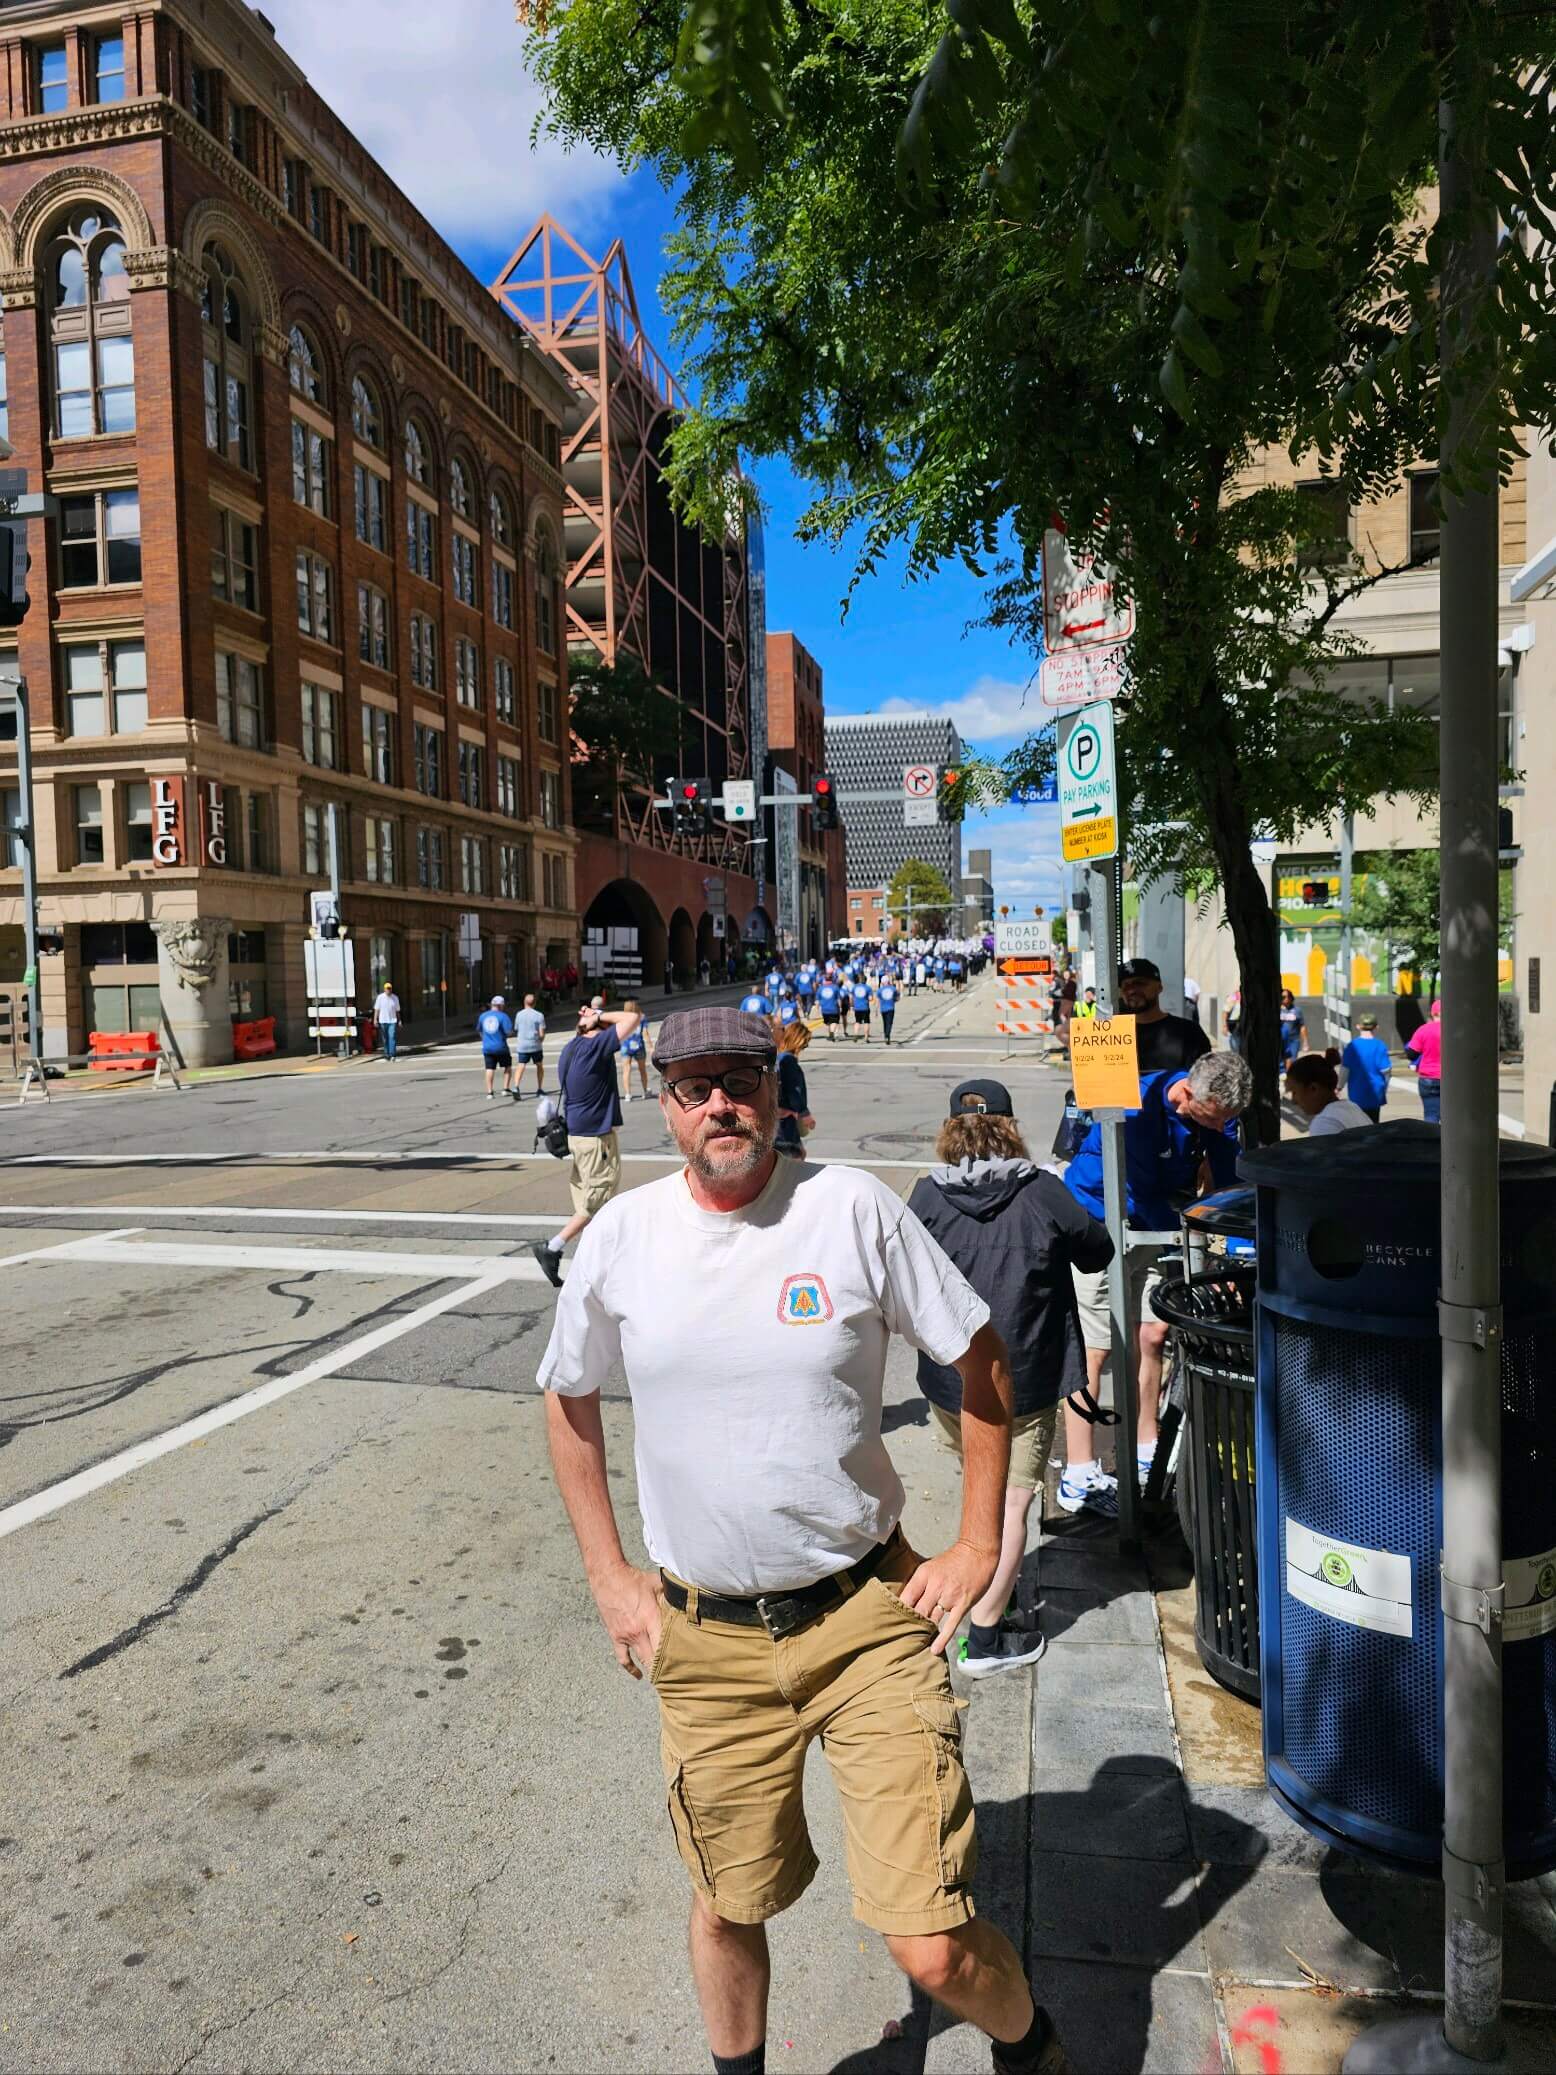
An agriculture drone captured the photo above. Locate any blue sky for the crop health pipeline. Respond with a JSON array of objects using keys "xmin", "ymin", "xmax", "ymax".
[{"xmin": 262, "ymin": 0, "xmax": 1064, "ymax": 909}]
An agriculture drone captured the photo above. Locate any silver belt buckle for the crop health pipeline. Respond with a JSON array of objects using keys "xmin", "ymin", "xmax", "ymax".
[
  {"xmin": 755, "ymin": 1594, "xmax": 780, "ymax": 1638},
  {"xmin": 755, "ymin": 1593, "xmax": 802, "ymax": 1639}
]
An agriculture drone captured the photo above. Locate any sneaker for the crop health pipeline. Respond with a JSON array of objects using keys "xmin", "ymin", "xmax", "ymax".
[
  {"xmin": 992, "ymin": 2006, "xmax": 1071, "ymax": 2075},
  {"xmin": 958, "ymin": 1629, "xmax": 1047, "ymax": 1678},
  {"xmin": 486, "ymin": 1091, "xmax": 495, "ymax": 1101},
  {"xmin": 530, "ymin": 1240, "xmax": 564, "ymax": 1289},
  {"xmin": 1055, "ymin": 1465, "xmax": 1119, "ymax": 1517}
]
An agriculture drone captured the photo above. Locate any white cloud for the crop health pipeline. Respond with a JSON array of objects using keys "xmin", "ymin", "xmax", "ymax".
[
  {"xmin": 963, "ymin": 806, "xmax": 1068, "ymax": 912},
  {"xmin": 257, "ymin": 0, "xmax": 626, "ymax": 249},
  {"xmin": 876, "ymin": 673, "xmax": 1045, "ymax": 748}
]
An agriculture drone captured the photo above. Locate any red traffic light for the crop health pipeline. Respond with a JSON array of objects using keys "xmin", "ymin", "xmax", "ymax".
[
  {"xmin": 681, "ymin": 781, "xmax": 701, "ymax": 801},
  {"xmin": 814, "ymin": 776, "xmax": 833, "ymax": 795}
]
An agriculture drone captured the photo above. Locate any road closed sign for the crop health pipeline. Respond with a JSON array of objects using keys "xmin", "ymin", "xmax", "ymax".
[{"xmin": 1058, "ymin": 704, "xmax": 1118, "ymax": 862}]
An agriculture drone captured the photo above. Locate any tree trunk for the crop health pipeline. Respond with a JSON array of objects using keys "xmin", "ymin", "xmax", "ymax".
[{"xmin": 1205, "ymin": 780, "xmax": 1283, "ymax": 1147}]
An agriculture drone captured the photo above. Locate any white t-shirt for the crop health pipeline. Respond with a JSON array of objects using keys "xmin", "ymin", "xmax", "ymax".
[
  {"xmin": 1308, "ymin": 1099, "xmax": 1375, "ymax": 1137},
  {"xmin": 374, "ymin": 992, "xmax": 400, "ymax": 1025},
  {"xmin": 537, "ymin": 1158, "xmax": 990, "ymax": 1594}
]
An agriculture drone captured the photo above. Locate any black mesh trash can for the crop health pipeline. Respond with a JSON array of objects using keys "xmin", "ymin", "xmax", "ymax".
[{"xmin": 1152, "ymin": 1264, "xmax": 1260, "ymax": 1701}]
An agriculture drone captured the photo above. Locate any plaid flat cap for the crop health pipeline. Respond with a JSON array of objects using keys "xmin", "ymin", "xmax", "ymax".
[{"xmin": 651, "ymin": 1006, "xmax": 777, "ymax": 1070}]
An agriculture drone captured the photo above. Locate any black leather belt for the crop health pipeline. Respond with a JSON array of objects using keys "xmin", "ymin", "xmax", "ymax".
[{"xmin": 660, "ymin": 1527, "xmax": 902, "ymax": 1639}]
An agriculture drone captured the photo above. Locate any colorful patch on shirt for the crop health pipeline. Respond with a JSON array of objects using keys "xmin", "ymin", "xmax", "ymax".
[{"xmin": 777, "ymin": 1273, "xmax": 834, "ymax": 1324}]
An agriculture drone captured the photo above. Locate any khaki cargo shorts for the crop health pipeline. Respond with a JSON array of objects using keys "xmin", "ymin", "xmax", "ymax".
[
  {"xmin": 929, "ymin": 1401, "xmax": 1057, "ymax": 1492},
  {"xmin": 1072, "ymin": 1253, "xmax": 1165, "ymax": 1354},
  {"xmin": 567, "ymin": 1130, "xmax": 621, "ymax": 1219},
  {"xmin": 649, "ymin": 1538, "xmax": 977, "ymax": 1935}
]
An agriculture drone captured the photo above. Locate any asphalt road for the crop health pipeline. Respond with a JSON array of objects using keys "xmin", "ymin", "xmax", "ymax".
[{"xmin": 0, "ymin": 979, "xmax": 1073, "ymax": 2075}]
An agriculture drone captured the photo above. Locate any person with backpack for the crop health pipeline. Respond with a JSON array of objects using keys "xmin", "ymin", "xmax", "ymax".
[
  {"xmin": 531, "ymin": 999, "xmax": 643, "ymax": 1289},
  {"xmin": 476, "ymin": 996, "xmax": 516, "ymax": 1100},
  {"xmin": 909, "ymin": 1081, "xmax": 1112, "ymax": 1677}
]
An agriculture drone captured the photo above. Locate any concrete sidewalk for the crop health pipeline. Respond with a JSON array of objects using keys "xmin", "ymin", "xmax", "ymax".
[{"xmin": 1014, "ymin": 1509, "xmax": 1556, "ymax": 2075}]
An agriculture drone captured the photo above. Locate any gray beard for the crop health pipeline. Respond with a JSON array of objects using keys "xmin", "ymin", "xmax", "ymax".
[{"xmin": 686, "ymin": 1125, "xmax": 774, "ymax": 1184}]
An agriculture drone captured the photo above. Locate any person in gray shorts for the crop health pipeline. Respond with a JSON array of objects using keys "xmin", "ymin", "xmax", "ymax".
[{"xmin": 512, "ymin": 993, "xmax": 547, "ymax": 1097}]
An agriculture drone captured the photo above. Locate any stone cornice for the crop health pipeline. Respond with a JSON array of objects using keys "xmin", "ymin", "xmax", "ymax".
[{"xmin": 0, "ymin": 94, "xmax": 563, "ymax": 477}]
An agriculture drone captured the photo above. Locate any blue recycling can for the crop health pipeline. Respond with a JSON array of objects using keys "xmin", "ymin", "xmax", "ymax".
[{"xmin": 1239, "ymin": 1121, "xmax": 1556, "ymax": 1877}]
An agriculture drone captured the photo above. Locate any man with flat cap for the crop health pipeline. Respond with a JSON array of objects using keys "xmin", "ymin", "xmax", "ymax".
[{"xmin": 538, "ymin": 1005, "xmax": 1070, "ymax": 2075}]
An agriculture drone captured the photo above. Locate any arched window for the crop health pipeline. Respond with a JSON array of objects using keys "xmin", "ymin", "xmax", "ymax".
[
  {"xmin": 200, "ymin": 244, "xmax": 253, "ymax": 470},
  {"xmin": 404, "ymin": 415, "xmax": 431, "ymax": 486},
  {"xmin": 288, "ymin": 323, "xmax": 325, "ymax": 404},
  {"xmin": 449, "ymin": 456, "xmax": 471, "ymax": 519},
  {"xmin": 490, "ymin": 489, "xmax": 513, "ymax": 547},
  {"xmin": 533, "ymin": 524, "xmax": 558, "ymax": 656},
  {"xmin": 351, "ymin": 374, "xmax": 383, "ymax": 449},
  {"xmin": 45, "ymin": 205, "xmax": 134, "ymax": 438}
]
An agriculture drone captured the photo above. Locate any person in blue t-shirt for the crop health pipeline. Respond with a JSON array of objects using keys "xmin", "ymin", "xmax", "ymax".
[
  {"xmin": 1340, "ymin": 1014, "xmax": 1392, "ymax": 1122},
  {"xmin": 932, "ymin": 957, "xmax": 947, "ymax": 990},
  {"xmin": 765, "ymin": 967, "xmax": 783, "ymax": 1003},
  {"xmin": 817, "ymin": 977, "xmax": 843, "ymax": 1039},
  {"xmin": 476, "ymin": 997, "xmax": 515, "ymax": 1099},
  {"xmin": 739, "ymin": 988, "xmax": 771, "ymax": 1015},
  {"xmin": 777, "ymin": 996, "xmax": 801, "ymax": 1029},
  {"xmin": 849, "ymin": 978, "xmax": 874, "ymax": 1042},
  {"xmin": 877, "ymin": 974, "xmax": 899, "ymax": 1044},
  {"xmin": 794, "ymin": 967, "xmax": 816, "ymax": 1010},
  {"xmin": 1058, "ymin": 1051, "xmax": 1253, "ymax": 1518}
]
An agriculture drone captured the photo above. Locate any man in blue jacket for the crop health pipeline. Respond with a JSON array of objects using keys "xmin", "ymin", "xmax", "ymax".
[{"xmin": 1060, "ymin": 1050, "xmax": 1253, "ymax": 1516}]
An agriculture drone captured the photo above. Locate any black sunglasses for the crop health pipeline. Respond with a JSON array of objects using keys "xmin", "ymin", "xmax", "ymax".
[{"xmin": 662, "ymin": 1066, "xmax": 770, "ymax": 1110}]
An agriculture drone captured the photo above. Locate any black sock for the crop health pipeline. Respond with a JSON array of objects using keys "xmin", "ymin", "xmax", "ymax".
[
  {"xmin": 967, "ymin": 1620, "xmax": 1002, "ymax": 1655},
  {"xmin": 992, "ymin": 2000, "xmax": 1054, "ymax": 2074},
  {"xmin": 711, "ymin": 2046, "xmax": 765, "ymax": 2075}
]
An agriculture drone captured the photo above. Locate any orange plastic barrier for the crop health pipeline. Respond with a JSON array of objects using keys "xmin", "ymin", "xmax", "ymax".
[
  {"xmin": 232, "ymin": 1016, "xmax": 277, "ymax": 1061},
  {"xmin": 88, "ymin": 1030, "xmax": 160, "ymax": 1073}
]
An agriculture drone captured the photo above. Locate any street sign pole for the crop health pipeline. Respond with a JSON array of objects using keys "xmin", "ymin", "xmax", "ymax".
[
  {"xmin": 1090, "ymin": 843, "xmax": 1140, "ymax": 1554},
  {"xmin": 1344, "ymin": 76, "xmax": 1504, "ymax": 2075},
  {"xmin": 326, "ymin": 803, "xmax": 349, "ymax": 1057}
]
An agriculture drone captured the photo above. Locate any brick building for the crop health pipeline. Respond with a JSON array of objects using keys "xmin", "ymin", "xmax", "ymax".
[
  {"xmin": 764, "ymin": 630, "xmax": 843, "ymax": 957},
  {"xmin": 0, "ymin": 0, "xmax": 576, "ymax": 1067}
]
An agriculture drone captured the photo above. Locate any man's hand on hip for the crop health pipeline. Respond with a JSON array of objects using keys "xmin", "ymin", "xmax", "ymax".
[
  {"xmin": 898, "ymin": 1540, "xmax": 999, "ymax": 1656},
  {"xmin": 594, "ymin": 1564, "xmax": 665, "ymax": 1679}
]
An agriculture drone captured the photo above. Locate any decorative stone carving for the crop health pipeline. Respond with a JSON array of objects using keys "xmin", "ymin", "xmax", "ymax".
[
  {"xmin": 11, "ymin": 162, "xmax": 156, "ymax": 269},
  {"xmin": 181, "ymin": 198, "xmax": 282, "ymax": 332},
  {"xmin": 391, "ymin": 352, "xmax": 406, "ymax": 384},
  {"xmin": 153, "ymin": 916, "xmax": 228, "ymax": 992},
  {"xmin": 480, "ymin": 436, "xmax": 492, "ymax": 465},
  {"xmin": 257, "ymin": 322, "xmax": 290, "ymax": 368},
  {"xmin": 335, "ymin": 301, "xmax": 351, "ymax": 336},
  {"xmin": 126, "ymin": 246, "xmax": 206, "ymax": 302},
  {"xmin": 438, "ymin": 397, "xmax": 452, "ymax": 425},
  {"xmin": 0, "ymin": 266, "xmax": 36, "ymax": 309}
]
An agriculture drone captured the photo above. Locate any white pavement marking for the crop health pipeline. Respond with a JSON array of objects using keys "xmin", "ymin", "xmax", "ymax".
[
  {"xmin": 0, "ymin": 1266, "xmax": 514, "ymax": 1542},
  {"xmin": 0, "ymin": 1226, "xmax": 143, "ymax": 1267},
  {"xmin": 0, "ymin": 1203, "xmax": 566, "ymax": 1229},
  {"xmin": 6, "ymin": 1234, "xmax": 547, "ymax": 1280}
]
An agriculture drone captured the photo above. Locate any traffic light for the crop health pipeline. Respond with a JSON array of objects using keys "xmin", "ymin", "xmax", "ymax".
[
  {"xmin": 1302, "ymin": 880, "xmax": 1330, "ymax": 906},
  {"xmin": 938, "ymin": 766, "xmax": 966, "ymax": 822},
  {"xmin": 674, "ymin": 777, "xmax": 713, "ymax": 838},
  {"xmin": 0, "ymin": 469, "xmax": 30, "ymax": 629},
  {"xmin": 812, "ymin": 774, "xmax": 839, "ymax": 831}
]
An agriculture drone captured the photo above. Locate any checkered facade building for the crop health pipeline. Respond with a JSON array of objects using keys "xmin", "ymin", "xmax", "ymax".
[{"xmin": 823, "ymin": 712, "xmax": 964, "ymax": 895}]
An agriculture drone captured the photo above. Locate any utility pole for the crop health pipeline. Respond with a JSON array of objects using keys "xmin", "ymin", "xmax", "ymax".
[
  {"xmin": 1346, "ymin": 60, "xmax": 1505, "ymax": 2075},
  {"xmin": 8, "ymin": 673, "xmax": 42, "ymax": 1069}
]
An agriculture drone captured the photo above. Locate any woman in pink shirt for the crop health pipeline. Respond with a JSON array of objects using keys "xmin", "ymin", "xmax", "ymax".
[{"xmin": 1407, "ymin": 999, "xmax": 1442, "ymax": 1121}]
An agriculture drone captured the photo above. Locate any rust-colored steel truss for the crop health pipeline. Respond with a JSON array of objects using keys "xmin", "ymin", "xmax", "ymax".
[{"xmin": 492, "ymin": 217, "xmax": 752, "ymax": 875}]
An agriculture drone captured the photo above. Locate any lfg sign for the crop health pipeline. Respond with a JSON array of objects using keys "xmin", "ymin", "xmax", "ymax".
[{"xmin": 151, "ymin": 777, "xmax": 227, "ymax": 866}]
